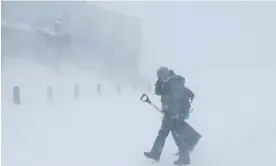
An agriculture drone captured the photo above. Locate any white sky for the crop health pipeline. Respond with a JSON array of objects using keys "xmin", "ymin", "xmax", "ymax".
[{"xmin": 94, "ymin": 1, "xmax": 276, "ymax": 77}]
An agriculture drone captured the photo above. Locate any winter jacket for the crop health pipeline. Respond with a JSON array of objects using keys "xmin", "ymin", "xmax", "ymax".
[{"xmin": 158, "ymin": 74, "xmax": 186, "ymax": 115}]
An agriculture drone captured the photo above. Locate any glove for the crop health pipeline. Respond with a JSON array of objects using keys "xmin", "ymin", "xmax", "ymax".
[
  {"xmin": 155, "ymin": 79, "xmax": 163, "ymax": 96},
  {"xmin": 162, "ymin": 104, "xmax": 169, "ymax": 113}
]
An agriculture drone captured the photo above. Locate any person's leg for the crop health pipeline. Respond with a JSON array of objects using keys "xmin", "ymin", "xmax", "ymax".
[
  {"xmin": 181, "ymin": 121, "xmax": 202, "ymax": 151},
  {"xmin": 172, "ymin": 121, "xmax": 191, "ymax": 165},
  {"xmin": 144, "ymin": 115, "xmax": 173, "ymax": 161},
  {"xmin": 172, "ymin": 115, "xmax": 188, "ymax": 155},
  {"xmin": 172, "ymin": 130, "xmax": 181, "ymax": 148},
  {"xmin": 174, "ymin": 120, "xmax": 202, "ymax": 156}
]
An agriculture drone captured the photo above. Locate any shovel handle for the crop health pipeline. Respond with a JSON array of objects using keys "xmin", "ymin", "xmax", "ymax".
[
  {"xmin": 140, "ymin": 93, "xmax": 164, "ymax": 114},
  {"xmin": 140, "ymin": 93, "xmax": 151, "ymax": 103}
]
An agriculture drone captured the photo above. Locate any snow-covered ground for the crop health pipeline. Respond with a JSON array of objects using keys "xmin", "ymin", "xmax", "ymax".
[{"xmin": 2, "ymin": 57, "xmax": 276, "ymax": 166}]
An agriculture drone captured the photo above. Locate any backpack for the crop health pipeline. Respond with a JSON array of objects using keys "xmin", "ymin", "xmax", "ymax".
[
  {"xmin": 183, "ymin": 87, "xmax": 195, "ymax": 103},
  {"xmin": 179, "ymin": 86, "xmax": 195, "ymax": 118}
]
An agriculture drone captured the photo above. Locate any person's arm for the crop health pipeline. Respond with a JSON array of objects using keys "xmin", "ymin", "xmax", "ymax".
[
  {"xmin": 186, "ymin": 88, "xmax": 195, "ymax": 102},
  {"xmin": 155, "ymin": 79, "xmax": 163, "ymax": 96}
]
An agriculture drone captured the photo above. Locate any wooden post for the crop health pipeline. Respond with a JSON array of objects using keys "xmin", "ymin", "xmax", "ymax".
[
  {"xmin": 132, "ymin": 84, "xmax": 137, "ymax": 91},
  {"xmin": 147, "ymin": 83, "xmax": 151, "ymax": 93},
  {"xmin": 74, "ymin": 84, "xmax": 79, "ymax": 99},
  {"xmin": 47, "ymin": 86, "xmax": 53, "ymax": 101},
  {"xmin": 116, "ymin": 85, "xmax": 121, "ymax": 94},
  {"xmin": 13, "ymin": 86, "xmax": 20, "ymax": 104},
  {"xmin": 97, "ymin": 84, "xmax": 101, "ymax": 95}
]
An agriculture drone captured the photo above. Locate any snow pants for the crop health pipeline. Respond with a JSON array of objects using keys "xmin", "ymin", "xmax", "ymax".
[{"xmin": 149, "ymin": 114, "xmax": 189, "ymax": 158}]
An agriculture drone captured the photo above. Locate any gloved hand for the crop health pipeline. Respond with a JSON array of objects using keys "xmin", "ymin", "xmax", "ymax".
[
  {"xmin": 162, "ymin": 104, "xmax": 169, "ymax": 113},
  {"xmin": 155, "ymin": 79, "xmax": 163, "ymax": 96}
]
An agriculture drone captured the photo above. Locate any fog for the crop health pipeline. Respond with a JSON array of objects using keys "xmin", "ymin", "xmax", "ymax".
[
  {"xmin": 94, "ymin": 2, "xmax": 276, "ymax": 73},
  {"xmin": 2, "ymin": 1, "xmax": 142, "ymax": 84},
  {"xmin": 2, "ymin": 1, "xmax": 276, "ymax": 166},
  {"xmin": 2, "ymin": 1, "xmax": 276, "ymax": 80}
]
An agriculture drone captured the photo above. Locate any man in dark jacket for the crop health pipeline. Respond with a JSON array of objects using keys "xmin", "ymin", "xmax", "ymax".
[
  {"xmin": 144, "ymin": 66, "xmax": 191, "ymax": 165},
  {"xmin": 154, "ymin": 69, "xmax": 201, "ymax": 157}
]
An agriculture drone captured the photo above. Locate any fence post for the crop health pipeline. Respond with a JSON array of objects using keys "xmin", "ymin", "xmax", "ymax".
[
  {"xmin": 47, "ymin": 86, "xmax": 53, "ymax": 101},
  {"xmin": 13, "ymin": 86, "xmax": 20, "ymax": 104},
  {"xmin": 116, "ymin": 85, "xmax": 121, "ymax": 94},
  {"xmin": 132, "ymin": 84, "xmax": 137, "ymax": 91},
  {"xmin": 147, "ymin": 83, "xmax": 151, "ymax": 93},
  {"xmin": 74, "ymin": 84, "xmax": 79, "ymax": 99},
  {"xmin": 97, "ymin": 84, "xmax": 101, "ymax": 95}
]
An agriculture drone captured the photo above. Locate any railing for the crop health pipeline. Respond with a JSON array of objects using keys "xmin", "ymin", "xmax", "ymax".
[{"xmin": 12, "ymin": 83, "xmax": 152, "ymax": 105}]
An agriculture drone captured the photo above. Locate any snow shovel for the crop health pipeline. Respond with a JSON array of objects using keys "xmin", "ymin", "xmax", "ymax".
[{"xmin": 140, "ymin": 93, "xmax": 164, "ymax": 114}]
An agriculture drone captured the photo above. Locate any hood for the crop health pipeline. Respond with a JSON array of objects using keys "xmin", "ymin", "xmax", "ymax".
[{"xmin": 163, "ymin": 74, "xmax": 185, "ymax": 85}]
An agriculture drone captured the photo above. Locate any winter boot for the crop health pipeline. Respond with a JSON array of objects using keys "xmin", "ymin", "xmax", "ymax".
[
  {"xmin": 174, "ymin": 149, "xmax": 190, "ymax": 165},
  {"xmin": 174, "ymin": 143, "xmax": 195, "ymax": 156},
  {"xmin": 144, "ymin": 151, "xmax": 160, "ymax": 162},
  {"xmin": 175, "ymin": 134, "xmax": 202, "ymax": 156}
]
